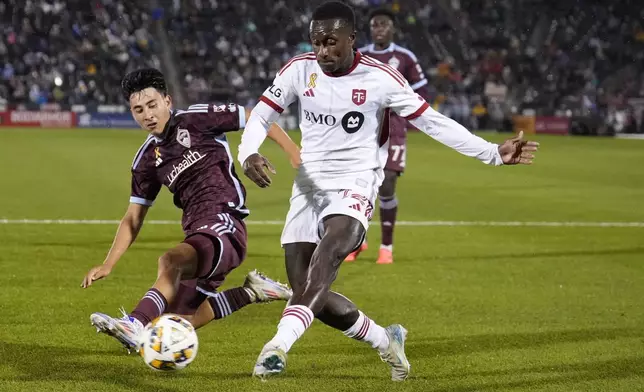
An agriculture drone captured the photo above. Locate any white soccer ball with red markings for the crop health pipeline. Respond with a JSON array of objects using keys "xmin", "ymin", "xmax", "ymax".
[{"xmin": 139, "ymin": 314, "xmax": 199, "ymax": 371}]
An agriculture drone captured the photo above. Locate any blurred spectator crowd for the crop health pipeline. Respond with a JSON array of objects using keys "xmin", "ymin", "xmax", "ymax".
[{"xmin": 2, "ymin": 0, "xmax": 644, "ymax": 133}]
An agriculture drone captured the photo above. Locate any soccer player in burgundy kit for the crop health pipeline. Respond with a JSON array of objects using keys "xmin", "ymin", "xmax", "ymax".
[
  {"xmin": 81, "ymin": 68, "xmax": 301, "ymax": 351},
  {"xmin": 348, "ymin": 8, "xmax": 432, "ymax": 264}
]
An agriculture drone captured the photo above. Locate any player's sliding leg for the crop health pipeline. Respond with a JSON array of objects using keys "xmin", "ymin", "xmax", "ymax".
[
  {"xmin": 91, "ymin": 233, "xmax": 227, "ymax": 350},
  {"xmin": 183, "ymin": 270, "xmax": 293, "ymax": 329},
  {"xmin": 253, "ymin": 216, "xmax": 410, "ymax": 381},
  {"xmin": 377, "ymin": 169, "xmax": 400, "ymax": 264}
]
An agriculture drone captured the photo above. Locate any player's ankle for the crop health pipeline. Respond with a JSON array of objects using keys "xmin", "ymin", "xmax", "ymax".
[{"xmin": 244, "ymin": 287, "xmax": 258, "ymax": 303}]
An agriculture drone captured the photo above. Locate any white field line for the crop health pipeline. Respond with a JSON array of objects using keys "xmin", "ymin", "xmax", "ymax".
[{"xmin": 1, "ymin": 219, "xmax": 643, "ymax": 228}]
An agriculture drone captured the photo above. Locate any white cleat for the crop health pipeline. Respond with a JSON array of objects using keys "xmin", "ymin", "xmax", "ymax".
[
  {"xmin": 90, "ymin": 308, "xmax": 144, "ymax": 353},
  {"xmin": 252, "ymin": 345, "xmax": 288, "ymax": 380},
  {"xmin": 244, "ymin": 270, "xmax": 292, "ymax": 303},
  {"xmin": 379, "ymin": 324, "xmax": 411, "ymax": 381}
]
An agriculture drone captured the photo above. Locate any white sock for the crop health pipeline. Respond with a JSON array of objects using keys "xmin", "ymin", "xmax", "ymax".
[
  {"xmin": 266, "ymin": 305, "xmax": 314, "ymax": 353},
  {"xmin": 343, "ymin": 311, "xmax": 390, "ymax": 353},
  {"xmin": 380, "ymin": 244, "xmax": 393, "ymax": 251}
]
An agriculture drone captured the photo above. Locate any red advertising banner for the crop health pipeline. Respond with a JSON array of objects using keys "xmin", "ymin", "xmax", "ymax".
[
  {"xmin": 534, "ymin": 116, "xmax": 570, "ymax": 135},
  {"xmin": 5, "ymin": 111, "xmax": 75, "ymax": 128}
]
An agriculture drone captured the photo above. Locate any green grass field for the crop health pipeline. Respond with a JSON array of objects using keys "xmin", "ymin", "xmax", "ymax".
[{"xmin": 1, "ymin": 128, "xmax": 643, "ymax": 392}]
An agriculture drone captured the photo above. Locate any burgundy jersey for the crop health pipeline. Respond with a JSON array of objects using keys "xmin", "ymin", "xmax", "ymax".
[
  {"xmin": 359, "ymin": 43, "xmax": 428, "ymax": 143},
  {"xmin": 130, "ymin": 103, "xmax": 248, "ymax": 232}
]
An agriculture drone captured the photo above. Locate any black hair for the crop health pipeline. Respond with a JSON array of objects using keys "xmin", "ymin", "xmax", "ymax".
[
  {"xmin": 311, "ymin": 1, "xmax": 356, "ymax": 31},
  {"xmin": 368, "ymin": 8, "xmax": 396, "ymax": 26},
  {"xmin": 121, "ymin": 68, "xmax": 168, "ymax": 101}
]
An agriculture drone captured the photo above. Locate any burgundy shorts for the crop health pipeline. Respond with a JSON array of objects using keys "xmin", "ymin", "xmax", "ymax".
[{"xmin": 166, "ymin": 213, "xmax": 247, "ymax": 315}]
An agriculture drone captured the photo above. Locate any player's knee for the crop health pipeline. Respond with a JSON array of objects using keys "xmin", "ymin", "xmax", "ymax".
[
  {"xmin": 157, "ymin": 252, "xmax": 183, "ymax": 274},
  {"xmin": 379, "ymin": 172, "xmax": 397, "ymax": 199}
]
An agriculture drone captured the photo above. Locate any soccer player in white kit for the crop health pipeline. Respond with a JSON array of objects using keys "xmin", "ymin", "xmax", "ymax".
[{"xmin": 238, "ymin": 1, "xmax": 539, "ymax": 381}]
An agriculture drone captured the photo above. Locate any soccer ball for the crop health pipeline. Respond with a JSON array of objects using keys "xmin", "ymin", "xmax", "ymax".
[{"xmin": 139, "ymin": 314, "xmax": 199, "ymax": 371}]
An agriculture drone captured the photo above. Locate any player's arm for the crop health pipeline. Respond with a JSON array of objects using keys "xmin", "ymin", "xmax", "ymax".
[
  {"xmin": 238, "ymin": 63, "xmax": 298, "ymax": 187},
  {"xmin": 81, "ymin": 204, "xmax": 149, "ymax": 288},
  {"xmin": 245, "ymin": 107, "xmax": 301, "ymax": 169},
  {"xmin": 82, "ymin": 166, "xmax": 161, "ymax": 288},
  {"xmin": 387, "ymin": 80, "xmax": 538, "ymax": 165}
]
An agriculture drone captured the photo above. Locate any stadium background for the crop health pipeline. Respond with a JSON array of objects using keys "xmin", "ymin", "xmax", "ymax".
[{"xmin": 1, "ymin": 0, "xmax": 644, "ymax": 391}]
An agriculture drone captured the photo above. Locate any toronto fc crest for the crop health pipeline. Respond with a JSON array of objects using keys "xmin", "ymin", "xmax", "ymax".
[{"xmin": 352, "ymin": 89, "xmax": 367, "ymax": 106}]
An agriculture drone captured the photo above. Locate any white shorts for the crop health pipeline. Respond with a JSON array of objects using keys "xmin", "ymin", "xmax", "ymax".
[{"xmin": 280, "ymin": 169, "xmax": 381, "ymax": 245}]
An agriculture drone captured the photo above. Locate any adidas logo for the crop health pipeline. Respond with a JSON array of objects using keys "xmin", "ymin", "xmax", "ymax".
[
  {"xmin": 349, "ymin": 203, "xmax": 362, "ymax": 212},
  {"xmin": 303, "ymin": 89, "xmax": 315, "ymax": 97}
]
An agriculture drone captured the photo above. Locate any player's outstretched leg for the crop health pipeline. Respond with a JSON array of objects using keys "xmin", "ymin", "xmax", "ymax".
[
  {"xmin": 377, "ymin": 169, "xmax": 399, "ymax": 264},
  {"xmin": 186, "ymin": 270, "xmax": 293, "ymax": 329},
  {"xmin": 253, "ymin": 216, "xmax": 410, "ymax": 381},
  {"xmin": 91, "ymin": 237, "xmax": 206, "ymax": 351}
]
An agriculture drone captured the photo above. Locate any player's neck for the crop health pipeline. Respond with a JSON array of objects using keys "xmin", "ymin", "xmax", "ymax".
[
  {"xmin": 373, "ymin": 42, "xmax": 392, "ymax": 51},
  {"xmin": 333, "ymin": 51, "xmax": 356, "ymax": 75}
]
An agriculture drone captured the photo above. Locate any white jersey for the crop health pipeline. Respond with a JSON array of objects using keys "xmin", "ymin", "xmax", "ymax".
[{"xmin": 238, "ymin": 51, "xmax": 502, "ymax": 181}]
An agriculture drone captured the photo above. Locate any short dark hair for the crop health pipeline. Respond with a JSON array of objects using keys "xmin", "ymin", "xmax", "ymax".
[
  {"xmin": 369, "ymin": 8, "xmax": 396, "ymax": 26},
  {"xmin": 311, "ymin": 1, "xmax": 356, "ymax": 30},
  {"xmin": 121, "ymin": 68, "xmax": 168, "ymax": 101}
]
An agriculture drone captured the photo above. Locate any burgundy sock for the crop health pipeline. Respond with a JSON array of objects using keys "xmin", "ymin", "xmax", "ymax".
[
  {"xmin": 380, "ymin": 197, "xmax": 398, "ymax": 247},
  {"xmin": 130, "ymin": 288, "xmax": 168, "ymax": 326},
  {"xmin": 207, "ymin": 287, "xmax": 253, "ymax": 320}
]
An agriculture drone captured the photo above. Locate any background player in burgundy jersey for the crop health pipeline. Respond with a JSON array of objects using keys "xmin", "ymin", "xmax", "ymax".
[
  {"xmin": 81, "ymin": 68, "xmax": 300, "ymax": 351},
  {"xmin": 350, "ymin": 8, "xmax": 433, "ymax": 264}
]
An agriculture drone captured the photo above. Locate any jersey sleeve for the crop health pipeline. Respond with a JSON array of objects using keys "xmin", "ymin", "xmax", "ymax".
[
  {"xmin": 257, "ymin": 61, "xmax": 298, "ymax": 116},
  {"xmin": 405, "ymin": 53, "xmax": 428, "ymax": 92},
  {"xmin": 175, "ymin": 103, "xmax": 246, "ymax": 133},
  {"xmin": 130, "ymin": 165, "xmax": 162, "ymax": 206},
  {"xmin": 237, "ymin": 59, "xmax": 300, "ymax": 165},
  {"xmin": 386, "ymin": 81, "xmax": 503, "ymax": 166}
]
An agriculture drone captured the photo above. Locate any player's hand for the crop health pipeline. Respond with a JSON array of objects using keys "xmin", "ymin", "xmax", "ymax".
[
  {"xmin": 498, "ymin": 131, "xmax": 540, "ymax": 165},
  {"xmin": 243, "ymin": 153, "xmax": 276, "ymax": 188},
  {"xmin": 81, "ymin": 264, "xmax": 113, "ymax": 288}
]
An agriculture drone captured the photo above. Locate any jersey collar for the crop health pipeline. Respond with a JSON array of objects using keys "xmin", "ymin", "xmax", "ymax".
[
  {"xmin": 367, "ymin": 43, "xmax": 395, "ymax": 54},
  {"xmin": 322, "ymin": 50, "xmax": 362, "ymax": 77}
]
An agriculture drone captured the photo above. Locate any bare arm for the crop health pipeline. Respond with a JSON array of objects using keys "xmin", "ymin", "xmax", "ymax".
[
  {"xmin": 244, "ymin": 108, "xmax": 300, "ymax": 168},
  {"xmin": 81, "ymin": 203, "xmax": 149, "ymax": 287}
]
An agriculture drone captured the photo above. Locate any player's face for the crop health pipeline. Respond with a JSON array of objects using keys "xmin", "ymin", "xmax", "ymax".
[
  {"xmin": 370, "ymin": 15, "xmax": 394, "ymax": 45},
  {"xmin": 129, "ymin": 87, "xmax": 172, "ymax": 136},
  {"xmin": 310, "ymin": 19, "xmax": 356, "ymax": 73}
]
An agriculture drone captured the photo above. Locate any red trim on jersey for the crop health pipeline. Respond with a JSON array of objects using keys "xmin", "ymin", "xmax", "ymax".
[
  {"xmin": 378, "ymin": 108, "xmax": 391, "ymax": 147},
  {"xmin": 359, "ymin": 57, "xmax": 405, "ymax": 87},
  {"xmin": 405, "ymin": 102, "xmax": 430, "ymax": 120},
  {"xmin": 361, "ymin": 55, "xmax": 406, "ymax": 82},
  {"xmin": 278, "ymin": 53, "xmax": 316, "ymax": 76},
  {"xmin": 322, "ymin": 51, "xmax": 362, "ymax": 77},
  {"xmin": 259, "ymin": 96, "xmax": 284, "ymax": 113}
]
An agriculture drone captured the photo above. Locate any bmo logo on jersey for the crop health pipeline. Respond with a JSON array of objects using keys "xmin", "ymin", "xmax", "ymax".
[
  {"xmin": 341, "ymin": 111, "xmax": 365, "ymax": 134},
  {"xmin": 303, "ymin": 110, "xmax": 337, "ymax": 126}
]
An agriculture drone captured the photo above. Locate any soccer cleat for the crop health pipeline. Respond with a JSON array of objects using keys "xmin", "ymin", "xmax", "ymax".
[
  {"xmin": 344, "ymin": 241, "xmax": 368, "ymax": 262},
  {"xmin": 252, "ymin": 345, "xmax": 288, "ymax": 380},
  {"xmin": 243, "ymin": 270, "xmax": 292, "ymax": 303},
  {"xmin": 379, "ymin": 324, "xmax": 410, "ymax": 381},
  {"xmin": 376, "ymin": 248, "xmax": 393, "ymax": 264},
  {"xmin": 90, "ymin": 308, "xmax": 144, "ymax": 353}
]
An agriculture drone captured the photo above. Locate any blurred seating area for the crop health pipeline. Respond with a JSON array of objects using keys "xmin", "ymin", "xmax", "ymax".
[{"xmin": 2, "ymin": 0, "xmax": 643, "ymax": 133}]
